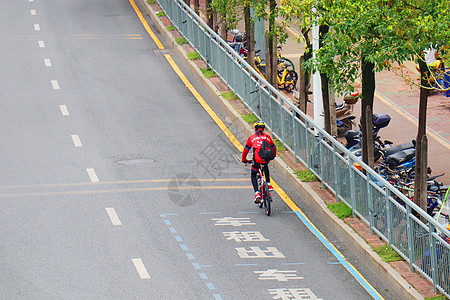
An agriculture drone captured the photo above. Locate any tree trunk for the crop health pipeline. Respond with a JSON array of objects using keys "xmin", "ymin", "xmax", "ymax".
[
  {"xmin": 205, "ymin": 0, "xmax": 213, "ymax": 29},
  {"xmin": 361, "ymin": 56, "xmax": 375, "ymax": 168},
  {"xmin": 220, "ymin": 17, "xmax": 227, "ymax": 42},
  {"xmin": 244, "ymin": 5, "xmax": 255, "ymax": 69},
  {"xmin": 319, "ymin": 25, "xmax": 332, "ymax": 135},
  {"xmin": 297, "ymin": 30, "xmax": 311, "ymax": 117},
  {"xmin": 329, "ymin": 88, "xmax": 337, "ymax": 136},
  {"xmin": 265, "ymin": 0, "xmax": 277, "ymax": 87},
  {"xmin": 414, "ymin": 56, "xmax": 430, "ymax": 216},
  {"xmin": 193, "ymin": 0, "xmax": 199, "ymax": 15}
]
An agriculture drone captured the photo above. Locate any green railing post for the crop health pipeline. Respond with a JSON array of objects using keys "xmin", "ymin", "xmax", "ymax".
[{"xmin": 407, "ymin": 205, "xmax": 415, "ymax": 272}]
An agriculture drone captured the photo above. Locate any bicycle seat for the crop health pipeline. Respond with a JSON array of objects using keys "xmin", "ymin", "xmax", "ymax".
[
  {"xmin": 386, "ymin": 148, "xmax": 415, "ymax": 168},
  {"xmin": 384, "ymin": 142, "xmax": 415, "ymax": 157}
]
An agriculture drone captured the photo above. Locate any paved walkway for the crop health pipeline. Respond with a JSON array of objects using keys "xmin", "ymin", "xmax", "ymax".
[{"xmin": 276, "ymin": 26, "xmax": 450, "ymax": 185}]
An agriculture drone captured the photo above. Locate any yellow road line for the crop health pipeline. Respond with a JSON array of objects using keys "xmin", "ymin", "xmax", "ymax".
[
  {"xmin": 128, "ymin": 0, "xmax": 164, "ymax": 49},
  {"xmin": 0, "ymin": 185, "xmax": 254, "ymax": 198},
  {"xmin": 0, "ymin": 178, "xmax": 250, "ymax": 189},
  {"xmin": 163, "ymin": 54, "xmax": 244, "ymax": 151}
]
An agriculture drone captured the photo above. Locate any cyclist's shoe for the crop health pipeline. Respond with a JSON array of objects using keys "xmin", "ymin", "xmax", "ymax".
[
  {"xmin": 254, "ymin": 191, "xmax": 261, "ymax": 204},
  {"xmin": 268, "ymin": 182, "xmax": 274, "ymax": 192}
]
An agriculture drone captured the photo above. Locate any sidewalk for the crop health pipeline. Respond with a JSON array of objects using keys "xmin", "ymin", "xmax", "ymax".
[
  {"xmin": 142, "ymin": 1, "xmax": 447, "ymax": 298},
  {"xmin": 278, "ymin": 26, "xmax": 450, "ymax": 185}
]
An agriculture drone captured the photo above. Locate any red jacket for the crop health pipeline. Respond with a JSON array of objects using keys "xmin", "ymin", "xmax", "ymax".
[{"xmin": 242, "ymin": 131, "xmax": 276, "ymax": 163}]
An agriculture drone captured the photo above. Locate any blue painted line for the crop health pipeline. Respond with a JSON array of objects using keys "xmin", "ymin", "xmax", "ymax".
[
  {"xmin": 201, "ymin": 264, "xmax": 212, "ymax": 268},
  {"xmin": 174, "ymin": 236, "xmax": 183, "ymax": 242},
  {"xmin": 327, "ymin": 262, "xmax": 343, "ymax": 265},
  {"xmin": 180, "ymin": 244, "xmax": 189, "ymax": 251},
  {"xmin": 192, "ymin": 263, "xmax": 201, "ymax": 269},
  {"xmin": 164, "ymin": 219, "xmax": 171, "ymax": 225},
  {"xmin": 294, "ymin": 211, "xmax": 383, "ymax": 300},
  {"xmin": 206, "ymin": 282, "xmax": 216, "ymax": 290},
  {"xmin": 281, "ymin": 210, "xmax": 295, "ymax": 213},
  {"xmin": 186, "ymin": 253, "xmax": 195, "ymax": 260},
  {"xmin": 213, "ymin": 294, "xmax": 223, "ymax": 300},
  {"xmin": 160, "ymin": 213, "xmax": 178, "ymax": 217},
  {"xmin": 169, "ymin": 227, "xmax": 177, "ymax": 233},
  {"xmin": 235, "ymin": 263, "xmax": 259, "ymax": 266},
  {"xmin": 199, "ymin": 272, "xmax": 208, "ymax": 279}
]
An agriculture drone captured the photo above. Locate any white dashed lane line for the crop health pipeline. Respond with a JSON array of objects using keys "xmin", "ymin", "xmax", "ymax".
[
  {"xmin": 51, "ymin": 80, "xmax": 60, "ymax": 89},
  {"xmin": 86, "ymin": 168, "xmax": 99, "ymax": 182},
  {"xmin": 38, "ymin": 41, "xmax": 45, "ymax": 48},
  {"xmin": 132, "ymin": 258, "xmax": 151, "ymax": 279},
  {"xmin": 105, "ymin": 207, "xmax": 122, "ymax": 226},
  {"xmin": 71, "ymin": 135, "xmax": 82, "ymax": 147},
  {"xmin": 59, "ymin": 105, "xmax": 69, "ymax": 116},
  {"xmin": 44, "ymin": 59, "xmax": 51, "ymax": 67},
  {"xmin": 30, "ymin": 9, "xmax": 36, "ymax": 15},
  {"xmin": 34, "ymin": 24, "xmax": 40, "ymax": 31}
]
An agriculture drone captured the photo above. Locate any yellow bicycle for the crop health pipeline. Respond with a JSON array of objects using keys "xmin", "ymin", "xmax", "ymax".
[{"xmin": 254, "ymin": 50, "xmax": 298, "ymax": 92}]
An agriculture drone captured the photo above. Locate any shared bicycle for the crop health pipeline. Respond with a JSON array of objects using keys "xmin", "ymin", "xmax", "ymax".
[{"xmin": 245, "ymin": 160, "xmax": 273, "ymax": 216}]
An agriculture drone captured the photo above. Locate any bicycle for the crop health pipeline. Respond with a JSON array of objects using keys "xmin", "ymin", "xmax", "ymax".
[
  {"xmin": 254, "ymin": 50, "xmax": 298, "ymax": 92},
  {"xmin": 244, "ymin": 160, "xmax": 272, "ymax": 216}
]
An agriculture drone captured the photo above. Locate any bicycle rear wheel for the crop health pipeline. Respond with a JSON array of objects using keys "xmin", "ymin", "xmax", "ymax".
[{"xmin": 263, "ymin": 183, "xmax": 271, "ymax": 216}]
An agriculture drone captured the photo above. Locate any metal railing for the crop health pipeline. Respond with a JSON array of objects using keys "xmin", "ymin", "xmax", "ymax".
[{"xmin": 154, "ymin": 0, "xmax": 450, "ymax": 295}]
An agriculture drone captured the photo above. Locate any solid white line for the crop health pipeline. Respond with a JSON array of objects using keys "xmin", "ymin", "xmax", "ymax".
[
  {"xmin": 38, "ymin": 41, "xmax": 45, "ymax": 48},
  {"xmin": 71, "ymin": 135, "xmax": 82, "ymax": 147},
  {"xmin": 86, "ymin": 168, "xmax": 99, "ymax": 182},
  {"xmin": 44, "ymin": 59, "xmax": 51, "ymax": 67},
  {"xmin": 105, "ymin": 207, "xmax": 122, "ymax": 225},
  {"xmin": 34, "ymin": 24, "xmax": 40, "ymax": 31},
  {"xmin": 30, "ymin": 9, "xmax": 36, "ymax": 15},
  {"xmin": 59, "ymin": 105, "xmax": 69, "ymax": 116},
  {"xmin": 132, "ymin": 258, "xmax": 150, "ymax": 279},
  {"xmin": 51, "ymin": 80, "xmax": 60, "ymax": 90}
]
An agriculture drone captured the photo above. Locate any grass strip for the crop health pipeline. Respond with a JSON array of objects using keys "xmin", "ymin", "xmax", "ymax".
[
  {"xmin": 295, "ymin": 169, "xmax": 319, "ymax": 182},
  {"xmin": 372, "ymin": 244, "xmax": 403, "ymax": 262},
  {"xmin": 326, "ymin": 202, "xmax": 352, "ymax": 219}
]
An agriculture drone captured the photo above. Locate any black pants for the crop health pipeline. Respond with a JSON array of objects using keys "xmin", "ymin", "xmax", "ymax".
[{"xmin": 251, "ymin": 162, "xmax": 270, "ymax": 193}]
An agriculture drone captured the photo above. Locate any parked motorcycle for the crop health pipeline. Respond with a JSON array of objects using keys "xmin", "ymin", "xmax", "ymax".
[{"xmin": 343, "ymin": 113, "xmax": 391, "ymax": 162}]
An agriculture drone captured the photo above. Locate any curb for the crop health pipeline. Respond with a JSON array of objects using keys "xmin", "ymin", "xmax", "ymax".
[{"xmin": 140, "ymin": 1, "xmax": 425, "ymax": 299}]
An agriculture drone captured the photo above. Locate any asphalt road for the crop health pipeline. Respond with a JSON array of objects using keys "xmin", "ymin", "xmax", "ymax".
[{"xmin": 0, "ymin": 0, "xmax": 402, "ymax": 299}]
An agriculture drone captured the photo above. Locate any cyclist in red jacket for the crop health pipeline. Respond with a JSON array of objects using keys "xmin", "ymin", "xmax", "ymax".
[{"xmin": 242, "ymin": 121, "xmax": 277, "ymax": 203}]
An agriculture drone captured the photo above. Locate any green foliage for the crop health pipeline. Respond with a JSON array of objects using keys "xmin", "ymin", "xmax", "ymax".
[
  {"xmin": 241, "ymin": 114, "xmax": 259, "ymax": 124},
  {"xmin": 166, "ymin": 25, "xmax": 175, "ymax": 31},
  {"xmin": 295, "ymin": 169, "xmax": 319, "ymax": 182},
  {"xmin": 326, "ymin": 202, "xmax": 352, "ymax": 219},
  {"xmin": 187, "ymin": 51, "xmax": 200, "ymax": 60},
  {"xmin": 221, "ymin": 91, "xmax": 238, "ymax": 100},
  {"xmin": 273, "ymin": 138, "xmax": 285, "ymax": 151},
  {"xmin": 300, "ymin": 0, "xmax": 450, "ymax": 93},
  {"xmin": 156, "ymin": 11, "xmax": 166, "ymax": 17},
  {"xmin": 147, "ymin": 0, "xmax": 156, "ymax": 3},
  {"xmin": 425, "ymin": 295, "xmax": 447, "ymax": 300},
  {"xmin": 372, "ymin": 245, "xmax": 403, "ymax": 263},
  {"xmin": 211, "ymin": 0, "xmax": 241, "ymax": 32},
  {"xmin": 175, "ymin": 37, "xmax": 188, "ymax": 45},
  {"xmin": 200, "ymin": 67, "xmax": 218, "ymax": 78}
]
